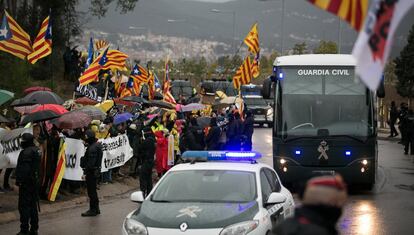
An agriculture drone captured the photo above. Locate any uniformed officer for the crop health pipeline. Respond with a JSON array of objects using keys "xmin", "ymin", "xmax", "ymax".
[
  {"xmin": 15, "ymin": 133, "xmax": 41, "ymax": 235},
  {"xmin": 80, "ymin": 130, "xmax": 103, "ymax": 217},
  {"xmin": 138, "ymin": 126, "xmax": 156, "ymax": 197}
]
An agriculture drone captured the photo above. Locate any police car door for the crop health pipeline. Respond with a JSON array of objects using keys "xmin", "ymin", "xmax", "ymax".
[{"xmin": 260, "ymin": 169, "xmax": 284, "ymax": 227}]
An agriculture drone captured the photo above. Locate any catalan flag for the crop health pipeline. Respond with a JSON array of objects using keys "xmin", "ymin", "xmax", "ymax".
[
  {"xmin": 243, "ymin": 23, "xmax": 260, "ymax": 55},
  {"xmin": 129, "ymin": 64, "xmax": 148, "ymax": 95},
  {"xmin": 163, "ymin": 61, "xmax": 176, "ymax": 104},
  {"xmin": 102, "ymin": 49, "xmax": 128, "ymax": 71},
  {"xmin": 79, "ymin": 47, "xmax": 109, "ymax": 85},
  {"xmin": 233, "ymin": 56, "xmax": 252, "ymax": 90},
  {"xmin": 95, "ymin": 39, "xmax": 109, "ymax": 51},
  {"xmin": 0, "ymin": 11, "xmax": 32, "ymax": 60},
  {"xmin": 27, "ymin": 15, "xmax": 52, "ymax": 64},
  {"xmin": 47, "ymin": 139, "xmax": 66, "ymax": 202},
  {"xmin": 147, "ymin": 70, "xmax": 156, "ymax": 100},
  {"xmin": 251, "ymin": 53, "xmax": 260, "ymax": 78},
  {"xmin": 307, "ymin": 0, "xmax": 369, "ymax": 31}
]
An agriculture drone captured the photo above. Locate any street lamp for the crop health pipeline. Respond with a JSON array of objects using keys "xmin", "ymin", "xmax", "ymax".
[{"xmin": 210, "ymin": 8, "xmax": 236, "ymax": 54}]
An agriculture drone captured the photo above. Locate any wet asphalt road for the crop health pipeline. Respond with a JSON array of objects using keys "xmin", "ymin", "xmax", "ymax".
[{"xmin": 1, "ymin": 127, "xmax": 413, "ymax": 235}]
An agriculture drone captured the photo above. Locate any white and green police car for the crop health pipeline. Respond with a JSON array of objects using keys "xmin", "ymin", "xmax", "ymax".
[{"xmin": 122, "ymin": 151, "xmax": 295, "ymax": 235}]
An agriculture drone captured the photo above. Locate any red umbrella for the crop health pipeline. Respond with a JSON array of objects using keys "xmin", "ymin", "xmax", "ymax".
[
  {"xmin": 53, "ymin": 111, "xmax": 92, "ymax": 129},
  {"xmin": 24, "ymin": 86, "xmax": 52, "ymax": 94},
  {"xmin": 75, "ymin": 97, "xmax": 99, "ymax": 105},
  {"xmin": 31, "ymin": 104, "xmax": 68, "ymax": 115},
  {"xmin": 113, "ymin": 98, "xmax": 134, "ymax": 106}
]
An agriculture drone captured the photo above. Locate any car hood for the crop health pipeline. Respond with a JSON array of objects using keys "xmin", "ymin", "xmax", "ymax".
[{"xmin": 131, "ymin": 201, "xmax": 259, "ymax": 229}]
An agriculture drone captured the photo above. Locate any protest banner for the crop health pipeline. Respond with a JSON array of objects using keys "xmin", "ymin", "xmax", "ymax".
[
  {"xmin": 63, "ymin": 137, "xmax": 85, "ymax": 181},
  {"xmin": 99, "ymin": 134, "xmax": 133, "ymax": 172},
  {"xmin": 0, "ymin": 127, "xmax": 32, "ymax": 168}
]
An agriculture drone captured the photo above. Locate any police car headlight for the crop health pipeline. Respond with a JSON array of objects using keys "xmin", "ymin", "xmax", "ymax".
[
  {"xmin": 220, "ymin": 220, "xmax": 259, "ymax": 235},
  {"xmin": 124, "ymin": 218, "xmax": 148, "ymax": 235}
]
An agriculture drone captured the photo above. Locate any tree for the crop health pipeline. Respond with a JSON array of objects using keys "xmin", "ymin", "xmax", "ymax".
[
  {"xmin": 292, "ymin": 42, "xmax": 308, "ymax": 55},
  {"xmin": 395, "ymin": 24, "xmax": 414, "ymax": 107},
  {"xmin": 384, "ymin": 60, "xmax": 397, "ymax": 84},
  {"xmin": 313, "ymin": 40, "xmax": 338, "ymax": 54},
  {"xmin": 90, "ymin": 0, "xmax": 139, "ymax": 18}
]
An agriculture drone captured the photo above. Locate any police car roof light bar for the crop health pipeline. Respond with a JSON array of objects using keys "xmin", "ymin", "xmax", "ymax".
[{"xmin": 182, "ymin": 151, "xmax": 262, "ymax": 163}]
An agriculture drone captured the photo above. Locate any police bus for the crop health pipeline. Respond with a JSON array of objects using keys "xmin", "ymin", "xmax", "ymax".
[{"xmin": 262, "ymin": 54, "xmax": 384, "ymax": 190}]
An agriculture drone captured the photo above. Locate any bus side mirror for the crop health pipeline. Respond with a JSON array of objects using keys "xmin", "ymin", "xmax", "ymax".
[
  {"xmin": 377, "ymin": 81, "xmax": 385, "ymax": 98},
  {"xmin": 262, "ymin": 76, "xmax": 273, "ymax": 99}
]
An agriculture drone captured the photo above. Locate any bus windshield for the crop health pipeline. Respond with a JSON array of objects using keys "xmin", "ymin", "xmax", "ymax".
[{"xmin": 278, "ymin": 66, "xmax": 373, "ymax": 140}]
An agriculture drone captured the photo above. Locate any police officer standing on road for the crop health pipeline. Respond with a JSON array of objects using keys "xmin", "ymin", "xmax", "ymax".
[
  {"xmin": 398, "ymin": 103, "xmax": 409, "ymax": 145},
  {"xmin": 404, "ymin": 109, "xmax": 414, "ymax": 157},
  {"xmin": 15, "ymin": 133, "xmax": 41, "ymax": 235},
  {"xmin": 138, "ymin": 126, "xmax": 156, "ymax": 197},
  {"xmin": 80, "ymin": 130, "xmax": 103, "ymax": 217}
]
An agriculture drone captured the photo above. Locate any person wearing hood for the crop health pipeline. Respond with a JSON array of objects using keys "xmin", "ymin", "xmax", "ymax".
[
  {"xmin": 138, "ymin": 126, "xmax": 156, "ymax": 197},
  {"xmin": 15, "ymin": 133, "xmax": 41, "ymax": 235},
  {"xmin": 80, "ymin": 130, "xmax": 103, "ymax": 217},
  {"xmin": 273, "ymin": 175, "xmax": 347, "ymax": 235},
  {"xmin": 205, "ymin": 117, "xmax": 221, "ymax": 150}
]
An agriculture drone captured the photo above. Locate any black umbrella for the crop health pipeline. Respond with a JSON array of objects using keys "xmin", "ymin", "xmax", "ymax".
[
  {"xmin": 10, "ymin": 98, "xmax": 36, "ymax": 107},
  {"xmin": 149, "ymin": 100, "xmax": 176, "ymax": 109},
  {"xmin": 122, "ymin": 96, "xmax": 149, "ymax": 104},
  {"xmin": 20, "ymin": 91, "xmax": 64, "ymax": 105},
  {"xmin": 20, "ymin": 110, "xmax": 61, "ymax": 125}
]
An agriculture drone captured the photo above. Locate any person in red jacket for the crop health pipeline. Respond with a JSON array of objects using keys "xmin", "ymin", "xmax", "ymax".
[{"xmin": 154, "ymin": 130, "xmax": 169, "ymax": 177}]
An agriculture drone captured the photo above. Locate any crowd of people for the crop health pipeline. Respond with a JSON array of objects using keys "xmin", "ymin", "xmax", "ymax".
[
  {"xmin": 0, "ymin": 96, "xmax": 256, "ymax": 234},
  {"xmin": 388, "ymin": 101, "xmax": 414, "ymax": 156}
]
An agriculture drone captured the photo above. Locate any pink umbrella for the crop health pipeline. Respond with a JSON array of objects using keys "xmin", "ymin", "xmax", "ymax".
[
  {"xmin": 181, "ymin": 103, "xmax": 205, "ymax": 112},
  {"xmin": 24, "ymin": 86, "xmax": 52, "ymax": 94},
  {"xmin": 14, "ymin": 104, "xmax": 40, "ymax": 114}
]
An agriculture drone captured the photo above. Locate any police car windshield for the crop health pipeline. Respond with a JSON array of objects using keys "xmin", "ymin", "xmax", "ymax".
[
  {"xmin": 278, "ymin": 66, "xmax": 373, "ymax": 138},
  {"xmin": 151, "ymin": 170, "xmax": 257, "ymax": 203}
]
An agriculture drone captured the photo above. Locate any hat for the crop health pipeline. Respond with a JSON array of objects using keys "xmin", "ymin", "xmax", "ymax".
[
  {"xmin": 21, "ymin": 133, "xmax": 34, "ymax": 144},
  {"xmin": 302, "ymin": 175, "xmax": 347, "ymax": 208}
]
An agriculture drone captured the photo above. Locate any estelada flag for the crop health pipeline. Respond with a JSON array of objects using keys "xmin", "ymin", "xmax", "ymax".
[
  {"xmin": 79, "ymin": 47, "xmax": 109, "ymax": 85},
  {"xmin": 28, "ymin": 15, "xmax": 52, "ymax": 64},
  {"xmin": 48, "ymin": 139, "xmax": 66, "ymax": 202},
  {"xmin": 352, "ymin": 0, "xmax": 414, "ymax": 91},
  {"xmin": 233, "ymin": 56, "xmax": 253, "ymax": 90},
  {"xmin": 244, "ymin": 23, "xmax": 260, "ymax": 54},
  {"xmin": 307, "ymin": 0, "xmax": 369, "ymax": 31},
  {"xmin": 0, "ymin": 10, "xmax": 32, "ymax": 60},
  {"xmin": 102, "ymin": 50, "xmax": 128, "ymax": 71}
]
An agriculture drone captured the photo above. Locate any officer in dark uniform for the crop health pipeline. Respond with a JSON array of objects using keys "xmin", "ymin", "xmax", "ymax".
[
  {"xmin": 404, "ymin": 110, "xmax": 414, "ymax": 156},
  {"xmin": 138, "ymin": 126, "xmax": 156, "ymax": 197},
  {"xmin": 15, "ymin": 133, "xmax": 41, "ymax": 235},
  {"xmin": 80, "ymin": 130, "xmax": 103, "ymax": 217},
  {"xmin": 399, "ymin": 103, "xmax": 409, "ymax": 145}
]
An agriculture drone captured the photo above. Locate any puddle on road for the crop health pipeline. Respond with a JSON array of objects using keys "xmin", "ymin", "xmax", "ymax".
[{"xmin": 339, "ymin": 200, "xmax": 385, "ymax": 235}]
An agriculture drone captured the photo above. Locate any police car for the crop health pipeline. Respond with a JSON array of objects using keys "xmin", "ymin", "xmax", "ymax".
[{"xmin": 122, "ymin": 151, "xmax": 295, "ymax": 235}]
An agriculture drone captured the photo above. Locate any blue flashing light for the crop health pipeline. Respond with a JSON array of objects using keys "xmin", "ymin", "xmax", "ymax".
[
  {"xmin": 182, "ymin": 151, "xmax": 262, "ymax": 162},
  {"xmin": 295, "ymin": 150, "xmax": 301, "ymax": 155},
  {"xmin": 345, "ymin": 150, "xmax": 352, "ymax": 156},
  {"xmin": 278, "ymin": 71, "xmax": 284, "ymax": 80}
]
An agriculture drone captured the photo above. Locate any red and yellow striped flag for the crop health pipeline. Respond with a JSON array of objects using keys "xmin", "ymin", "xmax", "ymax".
[
  {"xmin": 0, "ymin": 11, "xmax": 32, "ymax": 60},
  {"xmin": 48, "ymin": 139, "xmax": 66, "ymax": 202},
  {"xmin": 251, "ymin": 54, "xmax": 260, "ymax": 78},
  {"xmin": 27, "ymin": 15, "xmax": 52, "ymax": 64},
  {"xmin": 233, "ymin": 56, "xmax": 253, "ymax": 90},
  {"xmin": 307, "ymin": 0, "xmax": 369, "ymax": 31},
  {"xmin": 79, "ymin": 47, "xmax": 109, "ymax": 85},
  {"xmin": 102, "ymin": 50, "xmax": 128, "ymax": 71},
  {"xmin": 243, "ymin": 23, "xmax": 260, "ymax": 55},
  {"xmin": 148, "ymin": 71, "xmax": 156, "ymax": 100}
]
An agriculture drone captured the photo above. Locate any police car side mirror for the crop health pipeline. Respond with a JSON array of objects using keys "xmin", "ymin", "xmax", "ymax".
[
  {"xmin": 266, "ymin": 192, "xmax": 286, "ymax": 205},
  {"xmin": 130, "ymin": 191, "xmax": 145, "ymax": 203}
]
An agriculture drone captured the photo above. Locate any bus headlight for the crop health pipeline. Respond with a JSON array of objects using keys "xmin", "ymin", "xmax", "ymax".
[
  {"xmin": 361, "ymin": 159, "xmax": 368, "ymax": 165},
  {"xmin": 280, "ymin": 158, "xmax": 286, "ymax": 164}
]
